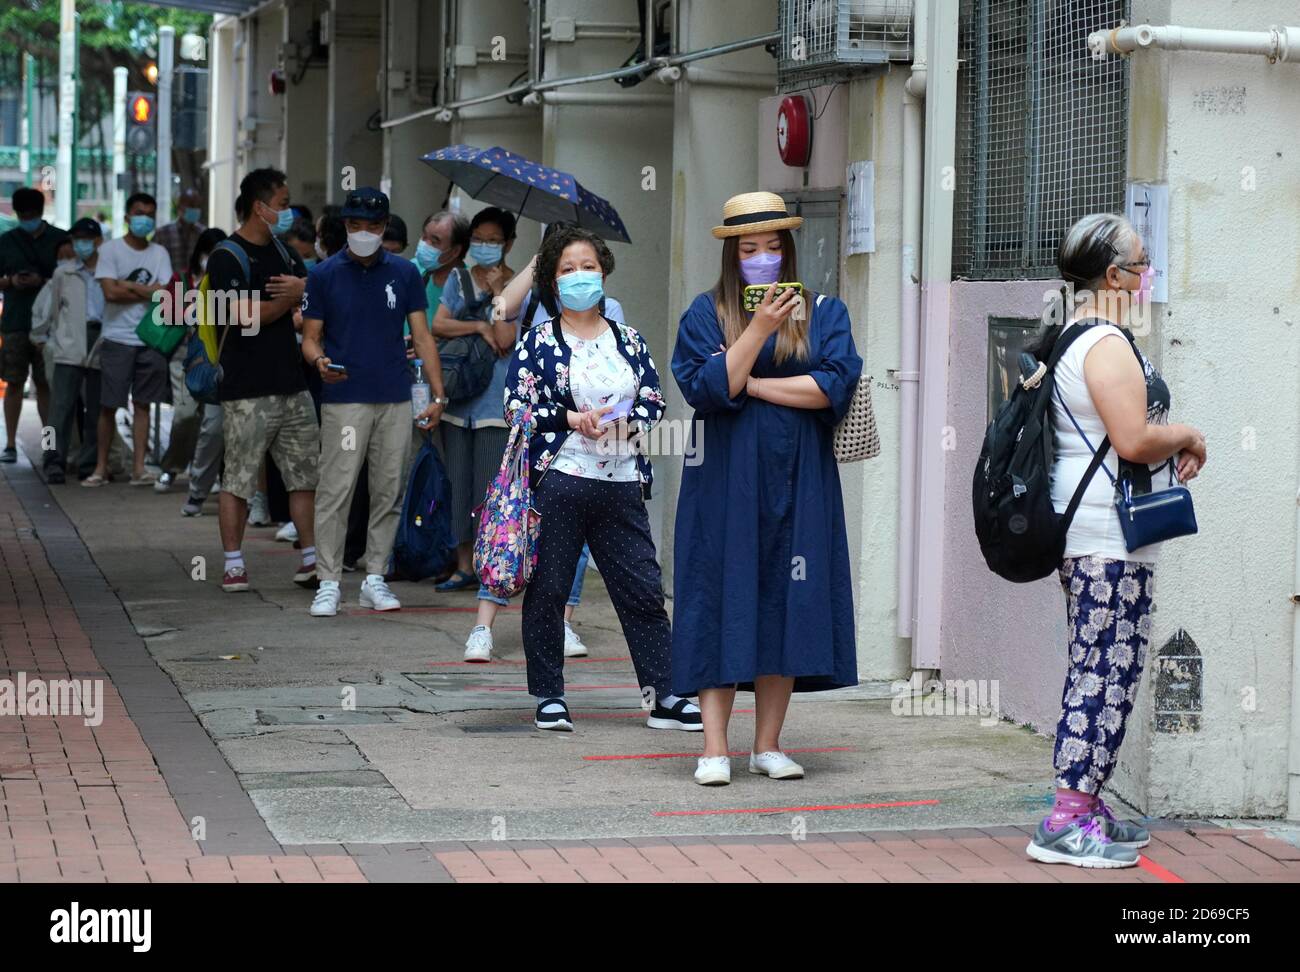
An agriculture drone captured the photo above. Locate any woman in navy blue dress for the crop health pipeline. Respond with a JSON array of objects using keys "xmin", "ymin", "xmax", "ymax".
[{"xmin": 670, "ymin": 192, "xmax": 862, "ymax": 787}]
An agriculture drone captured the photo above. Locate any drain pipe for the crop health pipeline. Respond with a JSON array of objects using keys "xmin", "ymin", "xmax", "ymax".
[
  {"xmin": 1290, "ymin": 484, "xmax": 1300, "ymax": 819},
  {"xmin": 1088, "ymin": 23, "xmax": 1300, "ymax": 61},
  {"xmin": 911, "ymin": 0, "xmax": 959, "ymax": 669},
  {"xmin": 896, "ymin": 0, "xmax": 926, "ymax": 639}
]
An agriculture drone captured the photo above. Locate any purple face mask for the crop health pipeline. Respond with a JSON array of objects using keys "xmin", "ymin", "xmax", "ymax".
[{"xmin": 739, "ymin": 251, "xmax": 783, "ymax": 286}]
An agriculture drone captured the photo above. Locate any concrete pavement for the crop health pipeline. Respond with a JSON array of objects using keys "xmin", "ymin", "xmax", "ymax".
[{"xmin": 5, "ymin": 404, "xmax": 1300, "ymax": 882}]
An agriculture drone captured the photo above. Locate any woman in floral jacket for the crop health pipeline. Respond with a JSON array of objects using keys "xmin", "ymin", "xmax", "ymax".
[{"xmin": 503, "ymin": 226, "xmax": 700, "ymax": 735}]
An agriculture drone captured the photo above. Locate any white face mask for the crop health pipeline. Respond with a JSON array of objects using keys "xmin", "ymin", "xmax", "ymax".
[
  {"xmin": 347, "ymin": 231, "xmax": 382, "ymax": 257},
  {"xmin": 314, "ymin": 240, "xmax": 327, "ymax": 261}
]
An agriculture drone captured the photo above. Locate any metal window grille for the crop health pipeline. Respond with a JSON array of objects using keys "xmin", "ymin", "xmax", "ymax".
[
  {"xmin": 778, "ymin": 0, "xmax": 913, "ymax": 91},
  {"xmin": 953, "ymin": 0, "xmax": 1129, "ymax": 279}
]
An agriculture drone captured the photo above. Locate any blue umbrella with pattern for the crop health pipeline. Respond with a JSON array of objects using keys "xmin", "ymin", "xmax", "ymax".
[{"xmin": 420, "ymin": 144, "xmax": 631, "ymax": 244}]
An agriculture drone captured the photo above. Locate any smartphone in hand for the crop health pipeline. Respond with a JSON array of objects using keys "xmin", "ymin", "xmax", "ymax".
[
  {"xmin": 326, "ymin": 363, "xmax": 347, "ymax": 373},
  {"xmin": 598, "ymin": 400, "xmax": 634, "ymax": 426},
  {"xmin": 742, "ymin": 281, "xmax": 803, "ymax": 313}
]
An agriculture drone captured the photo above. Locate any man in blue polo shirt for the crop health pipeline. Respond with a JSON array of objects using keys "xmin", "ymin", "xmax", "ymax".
[{"xmin": 300, "ymin": 187, "xmax": 449, "ymax": 618}]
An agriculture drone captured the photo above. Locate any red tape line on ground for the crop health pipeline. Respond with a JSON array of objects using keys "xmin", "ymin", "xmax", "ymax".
[
  {"xmin": 346, "ymin": 606, "xmax": 523, "ymax": 615},
  {"xmin": 585, "ymin": 747, "xmax": 854, "ymax": 762},
  {"xmin": 1137, "ymin": 855, "xmax": 1185, "ymax": 883},
  {"xmin": 654, "ymin": 799, "xmax": 940, "ymax": 817},
  {"xmin": 517, "ymin": 708, "xmax": 756, "ymax": 721}
]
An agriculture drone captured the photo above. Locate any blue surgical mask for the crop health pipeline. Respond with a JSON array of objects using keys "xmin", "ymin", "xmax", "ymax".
[
  {"xmin": 268, "ymin": 206, "xmax": 295, "ymax": 236},
  {"xmin": 303, "ymin": 257, "xmax": 317, "ymax": 270},
  {"xmin": 128, "ymin": 215, "xmax": 155, "ymax": 238},
  {"xmin": 18, "ymin": 218, "xmax": 42, "ymax": 234},
  {"xmin": 415, "ymin": 239, "xmax": 442, "ymax": 272},
  {"xmin": 183, "ymin": 207, "xmax": 201, "ymax": 224},
  {"xmin": 72, "ymin": 239, "xmax": 96, "ymax": 262},
  {"xmin": 556, "ymin": 270, "xmax": 604, "ymax": 312},
  {"xmin": 468, "ymin": 242, "xmax": 503, "ymax": 266}
]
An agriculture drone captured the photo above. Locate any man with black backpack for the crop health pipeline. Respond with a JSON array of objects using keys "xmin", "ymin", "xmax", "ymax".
[{"xmin": 206, "ymin": 168, "xmax": 319, "ymax": 595}]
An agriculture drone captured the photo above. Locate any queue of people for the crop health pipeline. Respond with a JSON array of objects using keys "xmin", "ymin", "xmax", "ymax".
[{"xmin": 0, "ymin": 176, "xmax": 1200, "ymax": 870}]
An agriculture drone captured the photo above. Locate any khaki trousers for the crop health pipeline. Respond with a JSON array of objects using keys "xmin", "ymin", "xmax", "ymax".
[{"xmin": 315, "ymin": 401, "xmax": 411, "ymax": 581}]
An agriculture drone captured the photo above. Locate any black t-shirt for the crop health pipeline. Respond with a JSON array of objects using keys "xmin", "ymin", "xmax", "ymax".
[{"xmin": 207, "ymin": 232, "xmax": 308, "ymax": 401}]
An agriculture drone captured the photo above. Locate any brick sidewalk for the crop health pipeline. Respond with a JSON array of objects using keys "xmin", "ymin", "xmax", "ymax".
[
  {"xmin": 4, "ymin": 460, "xmax": 1300, "ymax": 883},
  {"xmin": 0, "ymin": 472, "xmax": 365, "ymax": 883}
]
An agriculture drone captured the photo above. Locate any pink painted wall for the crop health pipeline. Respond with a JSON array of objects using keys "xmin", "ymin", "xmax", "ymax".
[{"xmin": 940, "ymin": 280, "xmax": 1069, "ymax": 732}]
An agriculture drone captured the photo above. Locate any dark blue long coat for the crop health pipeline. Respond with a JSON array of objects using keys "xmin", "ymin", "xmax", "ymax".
[{"xmin": 669, "ymin": 291, "xmax": 862, "ymax": 696}]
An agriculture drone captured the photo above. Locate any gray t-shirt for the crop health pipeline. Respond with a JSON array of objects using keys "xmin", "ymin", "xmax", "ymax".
[{"xmin": 94, "ymin": 237, "xmax": 173, "ymax": 346}]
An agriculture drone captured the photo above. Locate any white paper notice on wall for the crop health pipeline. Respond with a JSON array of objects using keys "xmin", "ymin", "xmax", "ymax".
[
  {"xmin": 1125, "ymin": 183, "xmax": 1169, "ymax": 303},
  {"xmin": 846, "ymin": 160, "xmax": 875, "ymax": 255}
]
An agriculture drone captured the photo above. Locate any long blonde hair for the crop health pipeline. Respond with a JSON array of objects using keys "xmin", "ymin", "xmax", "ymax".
[{"xmin": 712, "ymin": 230, "xmax": 809, "ymax": 364}]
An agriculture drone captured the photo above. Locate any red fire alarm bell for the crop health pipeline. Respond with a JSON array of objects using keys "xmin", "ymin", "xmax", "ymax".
[{"xmin": 777, "ymin": 95, "xmax": 812, "ymax": 168}]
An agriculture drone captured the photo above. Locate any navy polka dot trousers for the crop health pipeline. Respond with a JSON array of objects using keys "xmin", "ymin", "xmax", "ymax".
[{"xmin": 523, "ymin": 470, "xmax": 672, "ymax": 701}]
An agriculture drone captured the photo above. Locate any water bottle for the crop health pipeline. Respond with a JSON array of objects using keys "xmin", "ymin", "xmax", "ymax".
[{"xmin": 411, "ymin": 358, "xmax": 431, "ymax": 425}]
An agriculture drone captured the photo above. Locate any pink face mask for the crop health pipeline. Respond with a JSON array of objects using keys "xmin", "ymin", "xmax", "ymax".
[{"xmin": 1134, "ymin": 266, "xmax": 1154, "ymax": 304}]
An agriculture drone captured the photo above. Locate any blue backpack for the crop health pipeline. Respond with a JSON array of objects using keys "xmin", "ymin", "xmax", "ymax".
[{"xmin": 392, "ymin": 435, "xmax": 456, "ymax": 581}]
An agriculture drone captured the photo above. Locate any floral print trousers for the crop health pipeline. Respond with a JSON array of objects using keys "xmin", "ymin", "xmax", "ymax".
[{"xmin": 1052, "ymin": 555, "xmax": 1155, "ymax": 794}]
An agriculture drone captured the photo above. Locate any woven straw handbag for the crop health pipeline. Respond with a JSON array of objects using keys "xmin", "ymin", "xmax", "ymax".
[{"xmin": 832, "ymin": 375, "xmax": 880, "ymax": 463}]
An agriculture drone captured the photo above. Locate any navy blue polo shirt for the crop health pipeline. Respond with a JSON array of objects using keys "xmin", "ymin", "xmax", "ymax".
[{"xmin": 302, "ymin": 247, "xmax": 428, "ymax": 404}]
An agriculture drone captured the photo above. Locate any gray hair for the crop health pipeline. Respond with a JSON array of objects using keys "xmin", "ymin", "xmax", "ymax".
[
  {"xmin": 1057, "ymin": 213, "xmax": 1139, "ymax": 289},
  {"xmin": 423, "ymin": 209, "xmax": 470, "ymax": 256}
]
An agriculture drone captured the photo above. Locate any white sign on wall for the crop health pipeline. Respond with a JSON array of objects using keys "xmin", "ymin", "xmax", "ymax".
[
  {"xmin": 846, "ymin": 160, "xmax": 875, "ymax": 255},
  {"xmin": 1125, "ymin": 182, "xmax": 1169, "ymax": 303}
]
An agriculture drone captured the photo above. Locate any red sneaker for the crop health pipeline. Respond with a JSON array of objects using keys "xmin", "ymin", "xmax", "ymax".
[{"xmin": 222, "ymin": 565, "xmax": 250, "ymax": 592}]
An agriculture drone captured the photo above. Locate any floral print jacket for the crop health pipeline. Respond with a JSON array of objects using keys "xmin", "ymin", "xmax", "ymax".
[{"xmin": 504, "ymin": 316, "xmax": 666, "ymax": 497}]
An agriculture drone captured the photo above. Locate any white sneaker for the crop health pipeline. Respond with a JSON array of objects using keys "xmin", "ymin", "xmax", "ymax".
[
  {"xmin": 748, "ymin": 750, "xmax": 805, "ymax": 780},
  {"xmin": 248, "ymin": 490, "xmax": 271, "ymax": 526},
  {"xmin": 153, "ymin": 472, "xmax": 173, "ymax": 494},
  {"xmin": 694, "ymin": 756, "xmax": 731, "ymax": 786},
  {"xmin": 310, "ymin": 580, "xmax": 340, "ymax": 617},
  {"xmin": 359, "ymin": 574, "xmax": 401, "ymax": 611},
  {"xmin": 275, "ymin": 521, "xmax": 299, "ymax": 543},
  {"xmin": 563, "ymin": 621, "xmax": 588, "ymax": 658},
  {"xmin": 464, "ymin": 625, "xmax": 493, "ymax": 662}
]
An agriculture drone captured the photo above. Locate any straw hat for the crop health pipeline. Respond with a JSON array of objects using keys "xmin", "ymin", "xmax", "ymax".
[{"xmin": 711, "ymin": 191, "xmax": 803, "ymax": 239}]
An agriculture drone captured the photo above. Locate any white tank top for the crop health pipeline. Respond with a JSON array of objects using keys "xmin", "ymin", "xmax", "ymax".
[{"xmin": 1049, "ymin": 319, "xmax": 1172, "ymax": 563}]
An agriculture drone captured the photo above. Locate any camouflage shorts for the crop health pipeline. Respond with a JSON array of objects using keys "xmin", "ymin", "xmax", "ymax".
[{"xmin": 221, "ymin": 391, "xmax": 319, "ymax": 500}]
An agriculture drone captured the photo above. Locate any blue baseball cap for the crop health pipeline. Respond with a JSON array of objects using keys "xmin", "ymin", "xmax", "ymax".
[{"xmin": 340, "ymin": 187, "xmax": 390, "ymax": 220}]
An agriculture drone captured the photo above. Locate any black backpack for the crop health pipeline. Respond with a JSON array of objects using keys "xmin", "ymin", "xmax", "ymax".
[{"xmin": 972, "ymin": 319, "xmax": 1129, "ymax": 583}]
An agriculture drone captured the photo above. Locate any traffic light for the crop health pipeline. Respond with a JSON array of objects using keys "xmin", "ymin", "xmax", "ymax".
[{"xmin": 127, "ymin": 91, "xmax": 156, "ymax": 154}]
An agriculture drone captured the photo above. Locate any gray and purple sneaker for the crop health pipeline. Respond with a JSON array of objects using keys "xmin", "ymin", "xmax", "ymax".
[
  {"xmin": 1026, "ymin": 815, "xmax": 1140, "ymax": 868},
  {"xmin": 1095, "ymin": 796, "xmax": 1151, "ymax": 848}
]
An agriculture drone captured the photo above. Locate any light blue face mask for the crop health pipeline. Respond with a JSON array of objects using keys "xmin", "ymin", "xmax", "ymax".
[
  {"xmin": 556, "ymin": 270, "xmax": 604, "ymax": 312},
  {"xmin": 468, "ymin": 241, "xmax": 503, "ymax": 266},
  {"xmin": 415, "ymin": 239, "xmax": 442, "ymax": 272},
  {"xmin": 266, "ymin": 205, "xmax": 295, "ymax": 236},
  {"xmin": 18, "ymin": 218, "xmax": 42, "ymax": 234},
  {"xmin": 128, "ymin": 214, "xmax": 155, "ymax": 238},
  {"xmin": 72, "ymin": 239, "xmax": 97, "ymax": 262},
  {"xmin": 183, "ymin": 207, "xmax": 202, "ymax": 224},
  {"xmin": 303, "ymin": 257, "xmax": 317, "ymax": 270}
]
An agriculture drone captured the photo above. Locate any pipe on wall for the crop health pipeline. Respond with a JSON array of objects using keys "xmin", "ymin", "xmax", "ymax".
[
  {"xmin": 1290, "ymin": 485, "xmax": 1300, "ymax": 819},
  {"xmin": 1089, "ymin": 23, "xmax": 1300, "ymax": 61},
  {"xmin": 911, "ymin": 0, "xmax": 960, "ymax": 669},
  {"xmin": 896, "ymin": 0, "xmax": 926, "ymax": 639}
]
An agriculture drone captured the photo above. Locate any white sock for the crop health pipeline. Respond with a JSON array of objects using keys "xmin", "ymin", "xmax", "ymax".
[
  {"xmin": 300, "ymin": 545, "xmax": 316, "ymax": 567},
  {"xmin": 658, "ymin": 693, "xmax": 698, "ymax": 712},
  {"xmin": 224, "ymin": 550, "xmax": 245, "ymax": 571}
]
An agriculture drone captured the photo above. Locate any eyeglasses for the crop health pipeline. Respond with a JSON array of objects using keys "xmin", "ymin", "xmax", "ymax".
[{"xmin": 1116, "ymin": 254, "xmax": 1151, "ymax": 273}]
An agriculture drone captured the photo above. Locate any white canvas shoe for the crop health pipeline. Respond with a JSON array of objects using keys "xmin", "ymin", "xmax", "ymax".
[
  {"xmin": 694, "ymin": 756, "xmax": 731, "ymax": 786},
  {"xmin": 748, "ymin": 751, "xmax": 805, "ymax": 780},
  {"xmin": 359, "ymin": 574, "xmax": 401, "ymax": 611},
  {"xmin": 563, "ymin": 621, "xmax": 588, "ymax": 658},
  {"xmin": 275, "ymin": 521, "xmax": 299, "ymax": 543},
  {"xmin": 310, "ymin": 580, "xmax": 341, "ymax": 617},
  {"xmin": 464, "ymin": 625, "xmax": 493, "ymax": 662}
]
